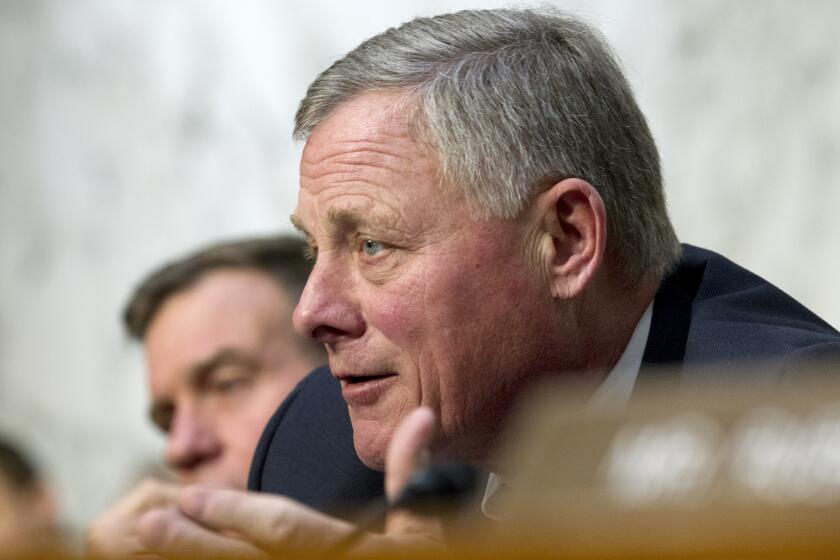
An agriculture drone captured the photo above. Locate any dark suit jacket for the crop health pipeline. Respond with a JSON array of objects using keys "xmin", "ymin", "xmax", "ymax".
[
  {"xmin": 639, "ymin": 244, "xmax": 840, "ymax": 384},
  {"xmin": 248, "ymin": 366, "xmax": 384, "ymax": 519}
]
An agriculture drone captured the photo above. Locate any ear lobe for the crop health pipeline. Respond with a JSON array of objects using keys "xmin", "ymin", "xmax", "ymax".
[{"xmin": 536, "ymin": 178, "xmax": 606, "ymax": 299}]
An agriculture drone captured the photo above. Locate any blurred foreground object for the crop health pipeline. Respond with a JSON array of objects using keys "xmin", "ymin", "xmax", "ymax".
[
  {"xmin": 494, "ymin": 364, "xmax": 840, "ymax": 558},
  {"xmin": 0, "ymin": 436, "xmax": 65, "ymax": 557}
]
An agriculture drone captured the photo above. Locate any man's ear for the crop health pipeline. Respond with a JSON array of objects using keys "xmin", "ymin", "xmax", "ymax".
[{"xmin": 534, "ymin": 178, "xmax": 606, "ymax": 299}]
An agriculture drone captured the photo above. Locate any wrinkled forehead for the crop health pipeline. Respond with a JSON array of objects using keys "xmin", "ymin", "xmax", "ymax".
[
  {"xmin": 298, "ymin": 92, "xmax": 443, "ymax": 201},
  {"xmin": 300, "ymin": 91, "xmax": 433, "ymax": 166}
]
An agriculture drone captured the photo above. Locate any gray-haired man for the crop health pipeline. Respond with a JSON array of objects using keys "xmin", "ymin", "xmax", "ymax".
[{"xmin": 130, "ymin": 8, "xmax": 840, "ymax": 556}]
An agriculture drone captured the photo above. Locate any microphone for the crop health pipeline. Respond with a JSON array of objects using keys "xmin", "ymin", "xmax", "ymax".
[
  {"xmin": 392, "ymin": 463, "xmax": 480, "ymax": 511},
  {"xmin": 327, "ymin": 463, "xmax": 480, "ymax": 555}
]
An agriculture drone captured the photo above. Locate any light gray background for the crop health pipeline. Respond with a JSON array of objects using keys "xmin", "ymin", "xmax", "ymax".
[{"xmin": 1, "ymin": 0, "xmax": 838, "ymax": 532}]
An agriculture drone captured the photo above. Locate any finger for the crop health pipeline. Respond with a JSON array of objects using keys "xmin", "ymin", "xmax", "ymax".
[
  {"xmin": 138, "ymin": 507, "xmax": 266, "ymax": 559},
  {"xmin": 86, "ymin": 480, "xmax": 181, "ymax": 559},
  {"xmin": 87, "ymin": 524, "xmax": 164, "ymax": 560},
  {"xmin": 382, "ymin": 407, "xmax": 446, "ymax": 543},
  {"xmin": 385, "ymin": 407, "xmax": 436, "ymax": 502},
  {"xmin": 87, "ymin": 525, "xmax": 165, "ymax": 560},
  {"xmin": 122, "ymin": 479, "xmax": 181, "ymax": 515},
  {"xmin": 178, "ymin": 487, "xmax": 357, "ymax": 553}
]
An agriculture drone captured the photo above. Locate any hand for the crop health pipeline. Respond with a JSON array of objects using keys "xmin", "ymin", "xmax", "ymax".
[
  {"xmin": 137, "ymin": 407, "xmax": 445, "ymax": 557},
  {"xmin": 383, "ymin": 407, "xmax": 446, "ymax": 541},
  {"xmin": 86, "ymin": 478, "xmax": 180, "ymax": 559},
  {"xmin": 137, "ymin": 488, "xmax": 358, "ymax": 558}
]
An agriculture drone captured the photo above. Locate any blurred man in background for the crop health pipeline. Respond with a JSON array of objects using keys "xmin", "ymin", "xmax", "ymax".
[
  {"xmin": 87, "ymin": 236, "xmax": 328, "ymax": 556},
  {"xmin": 123, "ymin": 236, "xmax": 325, "ymax": 489}
]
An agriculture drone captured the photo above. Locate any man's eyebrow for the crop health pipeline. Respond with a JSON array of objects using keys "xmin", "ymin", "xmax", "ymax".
[
  {"xmin": 291, "ymin": 208, "xmax": 400, "ymax": 239},
  {"xmin": 289, "ymin": 214, "xmax": 309, "ymax": 237},
  {"xmin": 188, "ymin": 348, "xmax": 256, "ymax": 386},
  {"xmin": 325, "ymin": 206, "xmax": 393, "ymax": 231}
]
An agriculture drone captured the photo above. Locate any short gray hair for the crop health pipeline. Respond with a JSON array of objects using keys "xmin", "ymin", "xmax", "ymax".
[{"xmin": 295, "ymin": 8, "xmax": 680, "ymax": 283}]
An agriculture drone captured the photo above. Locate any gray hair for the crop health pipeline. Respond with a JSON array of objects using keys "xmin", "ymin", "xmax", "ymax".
[{"xmin": 295, "ymin": 8, "xmax": 680, "ymax": 283}]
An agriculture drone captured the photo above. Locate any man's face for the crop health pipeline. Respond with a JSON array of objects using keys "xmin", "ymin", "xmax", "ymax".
[
  {"xmin": 144, "ymin": 269, "xmax": 319, "ymax": 488},
  {"xmin": 293, "ymin": 92, "xmax": 560, "ymax": 468}
]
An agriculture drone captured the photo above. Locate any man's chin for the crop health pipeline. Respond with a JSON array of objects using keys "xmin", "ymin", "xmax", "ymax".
[{"xmin": 352, "ymin": 432, "xmax": 387, "ymax": 472}]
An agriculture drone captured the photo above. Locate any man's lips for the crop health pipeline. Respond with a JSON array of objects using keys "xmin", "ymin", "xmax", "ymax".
[
  {"xmin": 334, "ymin": 372, "xmax": 398, "ymax": 383},
  {"xmin": 334, "ymin": 372, "xmax": 398, "ymax": 406}
]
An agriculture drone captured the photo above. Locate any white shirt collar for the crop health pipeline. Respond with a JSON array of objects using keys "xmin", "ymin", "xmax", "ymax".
[
  {"xmin": 481, "ymin": 302, "xmax": 654, "ymax": 520},
  {"xmin": 586, "ymin": 302, "xmax": 653, "ymax": 411}
]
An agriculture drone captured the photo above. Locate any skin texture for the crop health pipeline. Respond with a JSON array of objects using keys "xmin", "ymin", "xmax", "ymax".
[{"xmin": 144, "ymin": 268, "xmax": 319, "ymax": 488}]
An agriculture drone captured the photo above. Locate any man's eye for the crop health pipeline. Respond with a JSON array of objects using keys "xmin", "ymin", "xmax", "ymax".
[
  {"xmin": 362, "ymin": 239, "xmax": 386, "ymax": 257},
  {"xmin": 205, "ymin": 367, "xmax": 254, "ymax": 395},
  {"xmin": 212, "ymin": 379, "xmax": 242, "ymax": 393}
]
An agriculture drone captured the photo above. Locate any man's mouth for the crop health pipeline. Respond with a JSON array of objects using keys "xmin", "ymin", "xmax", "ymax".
[
  {"xmin": 339, "ymin": 373, "xmax": 397, "ymax": 384},
  {"xmin": 335, "ymin": 372, "xmax": 398, "ymax": 406}
]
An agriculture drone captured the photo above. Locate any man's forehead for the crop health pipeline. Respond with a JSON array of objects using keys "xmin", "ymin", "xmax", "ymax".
[
  {"xmin": 306, "ymin": 90, "xmax": 414, "ymax": 143},
  {"xmin": 144, "ymin": 271, "xmax": 291, "ymax": 378},
  {"xmin": 148, "ymin": 269, "xmax": 292, "ymax": 330},
  {"xmin": 294, "ymin": 92, "xmax": 442, "ymax": 235},
  {"xmin": 299, "ymin": 96, "xmax": 422, "ymax": 181}
]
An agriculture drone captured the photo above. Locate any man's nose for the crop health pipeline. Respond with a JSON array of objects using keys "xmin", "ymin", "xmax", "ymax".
[
  {"xmin": 165, "ymin": 408, "xmax": 222, "ymax": 474},
  {"xmin": 293, "ymin": 258, "xmax": 365, "ymax": 345}
]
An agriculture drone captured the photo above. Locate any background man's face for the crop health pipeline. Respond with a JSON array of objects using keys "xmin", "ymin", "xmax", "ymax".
[
  {"xmin": 144, "ymin": 268, "xmax": 318, "ymax": 488},
  {"xmin": 293, "ymin": 92, "xmax": 560, "ymax": 468}
]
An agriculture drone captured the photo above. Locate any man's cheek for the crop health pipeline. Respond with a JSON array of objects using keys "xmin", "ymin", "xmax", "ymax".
[{"xmin": 365, "ymin": 285, "xmax": 428, "ymax": 341}]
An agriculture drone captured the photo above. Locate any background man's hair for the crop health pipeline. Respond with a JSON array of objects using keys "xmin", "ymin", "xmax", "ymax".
[
  {"xmin": 0, "ymin": 435, "xmax": 39, "ymax": 493},
  {"xmin": 123, "ymin": 235, "xmax": 319, "ymax": 354},
  {"xmin": 295, "ymin": 7, "xmax": 681, "ymax": 283}
]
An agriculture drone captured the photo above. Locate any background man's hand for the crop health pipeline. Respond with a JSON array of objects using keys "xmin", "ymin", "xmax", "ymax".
[
  {"xmin": 137, "ymin": 487, "xmax": 359, "ymax": 557},
  {"xmin": 86, "ymin": 479, "xmax": 180, "ymax": 559},
  {"xmin": 136, "ymin": 408, "xmax": 446, "ymax": 557}
]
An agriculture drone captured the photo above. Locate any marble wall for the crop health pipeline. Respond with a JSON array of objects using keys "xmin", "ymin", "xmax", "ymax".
[{"xmin": 1, "ymin": 0, "xmax": 838, "ymax": 531}]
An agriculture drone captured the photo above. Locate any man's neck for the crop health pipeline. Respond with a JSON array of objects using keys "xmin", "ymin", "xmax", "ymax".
[
  {"xmin": 456, "ymin": 270, "xmax": 662, "ymax": 473},
  {"xmin": 575, "ymin": 272, "xmax": 660, "ymax": 378},
  {"xmin": 476, "ymin": 273, "xmax": 661, "ymax": 472},
  {"xmin": 481, "ymin": 282, "xmax": 660, "ymax": 517}
]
